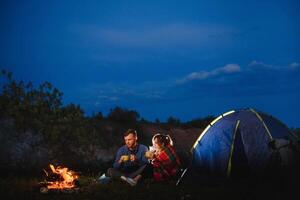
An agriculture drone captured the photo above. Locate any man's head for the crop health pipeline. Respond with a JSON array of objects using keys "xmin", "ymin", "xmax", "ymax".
[{"xmin": 124, "ymin": 129, "xmax": 138, "ymax": 149}]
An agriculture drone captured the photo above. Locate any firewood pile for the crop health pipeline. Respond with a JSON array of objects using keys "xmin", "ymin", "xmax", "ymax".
[{"xmin": 39, "ymin": 164, "xmax": 80, "ymax": 194}]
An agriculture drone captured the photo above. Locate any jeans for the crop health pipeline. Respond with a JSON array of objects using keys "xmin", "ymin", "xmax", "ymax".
[{"xmin": 106, "ymin": 164, "xmax": 148, "ymax": 179}]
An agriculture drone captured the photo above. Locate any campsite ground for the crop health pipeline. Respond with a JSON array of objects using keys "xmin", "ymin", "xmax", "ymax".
[{"xmin": 0, "ymin": 172, "xmax": 298, "ymax": 200}]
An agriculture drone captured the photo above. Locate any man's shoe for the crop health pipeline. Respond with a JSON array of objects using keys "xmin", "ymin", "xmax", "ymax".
[
  {"xmin": 120, "ymin": 176, "xmax": 137, "ymax": 186},
  {"xmin": 98, "ymin": 173, "xmax": 111, "ymax": 184}
]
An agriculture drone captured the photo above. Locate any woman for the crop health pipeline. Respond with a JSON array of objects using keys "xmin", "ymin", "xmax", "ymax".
[{"xmin": 148, "ymin": 134, "xmax": 181, "ymax": 182}]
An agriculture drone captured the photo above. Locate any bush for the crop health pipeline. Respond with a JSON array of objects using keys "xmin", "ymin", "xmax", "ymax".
[{"xmin": 107, "ymin": 106, "xmax": 140, "ymax": 123}]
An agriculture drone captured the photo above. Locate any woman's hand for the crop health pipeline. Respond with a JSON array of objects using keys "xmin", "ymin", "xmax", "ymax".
[{"xmin": 145, "ymin": 151, "xmax": 155, "ymax": 159}]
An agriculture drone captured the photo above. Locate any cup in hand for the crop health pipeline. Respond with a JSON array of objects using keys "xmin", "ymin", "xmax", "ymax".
[
  {"xmin": 145, "ymin": 151, "xmax": 154, "ymax": 159},
  {"xmin": 122, "ymin": 155, "xmax": 130, "ymax": 162}
]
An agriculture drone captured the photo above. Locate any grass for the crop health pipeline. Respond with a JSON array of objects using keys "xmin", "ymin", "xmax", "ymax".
[{"xmin": 0, "ymin": 172, "xmax": 298, "ymax": 200}]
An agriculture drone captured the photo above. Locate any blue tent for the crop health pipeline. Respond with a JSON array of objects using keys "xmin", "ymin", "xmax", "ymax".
[{"xmin": 190, "ymin": 108, "xmax": 299, "ymax": 178}]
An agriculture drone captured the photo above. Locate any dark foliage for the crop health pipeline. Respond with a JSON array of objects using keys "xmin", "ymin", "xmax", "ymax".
[
  {"xmin": 108, "ymin": 106, "xmax": 140, "ymax": 123},
  {"xmin": 0, "ymin": 70, "xmax": 224, "ymax": 174},
  {"xmin": 166, "ymin": 116, "xmax": 181, "ymax": 127},
  {"xmin": 183, "ymin": 116, "xmax": 215, "ymax": 128}
]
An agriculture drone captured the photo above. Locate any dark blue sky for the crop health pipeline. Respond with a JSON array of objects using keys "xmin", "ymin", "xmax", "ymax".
[{"xmin": 1, "ymin": 0, "xmax": 300, "ymax": 127}]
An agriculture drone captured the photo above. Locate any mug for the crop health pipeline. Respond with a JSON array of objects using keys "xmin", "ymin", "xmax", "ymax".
[
  {"xmin": 122, "ymin": 155, "xmax": 130, "ymax": 162},
  {"xmin": 145, "ymin": 151, "xmax": 154, "ymax": 159}
]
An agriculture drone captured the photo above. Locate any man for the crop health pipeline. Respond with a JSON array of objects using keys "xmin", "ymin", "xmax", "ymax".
[{"xmin": 105, "ymin": 129, "xmax": 149, "ymax": 186}]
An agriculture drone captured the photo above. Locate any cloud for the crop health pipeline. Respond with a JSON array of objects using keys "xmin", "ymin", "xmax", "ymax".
[
  {"xmin": 76, "ymin": 61, "xmax": 299, "ymax": 116},
  {"xmin": 176, "ymin": 64, "xmax": 241, "ymax": 84},
  {"xmin": 290, "ymin": 62, "xmax": 300, "ymax": 70},
  {"xmin": 248, "ymin": 60, "xmax": 275, "ymax": 69},
  {"xmin": 249, "ymin": 60, "xmax": 300, "ymax": 71},
  {"xmin": 77, "ymin": 80, "xmax": 173, "ymax": 110},
  {"xmin": 72, "ymin": 23, "xmax": 237, "ymax": 63},
  {"xmin": 80, "ymin": 23, "xmax": 234, "ymax": 48},
  {"xmin": 173, "ymin": 61, "xmax": 300, "ymax": 99}
]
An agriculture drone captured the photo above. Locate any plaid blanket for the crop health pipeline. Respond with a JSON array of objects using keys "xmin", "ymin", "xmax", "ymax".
[{"xmin": 152, "ymin": 145, "xmax": 181, "ymax": 182}]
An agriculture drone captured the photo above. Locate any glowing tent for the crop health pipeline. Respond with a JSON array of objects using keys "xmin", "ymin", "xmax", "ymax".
[{"xmin": 189, "ymin": 108, "xmax": 298, "ymax": 178}]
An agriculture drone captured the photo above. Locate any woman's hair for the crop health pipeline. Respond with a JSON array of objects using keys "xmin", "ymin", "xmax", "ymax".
[{"xmin": 152, "ymin": 133, "xmax": 173, "ymax": 146}]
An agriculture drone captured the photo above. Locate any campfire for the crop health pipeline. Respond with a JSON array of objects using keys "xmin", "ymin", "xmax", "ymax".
[{"xmin": 40, "ymin": 164, "xmax": 79, "ymax": 193}]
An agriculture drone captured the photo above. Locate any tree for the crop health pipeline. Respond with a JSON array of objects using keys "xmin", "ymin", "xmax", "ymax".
[
  {"xmin": 155, "ymin": 118, "xmax": 160, "ymax": 124},
  {"xmin": 94, "ymin": 111, "xmax": 104, "ymax": 121},
  {"xmin": 167, "ymin": 116, "xmax": 181, "ymax": 127},
  {"xmin": 0, "ymin": 70, "xmax": 63, "ymax": 132},
  {"xmin": 107, "ymin": 106, "xmax": 140, "ymax": 123},
  {"xmin": 140, "ymin": 118, "xmax": 149, "ymax": 123},
  {"xmin": 184, "ymin": 115, "xmax": 214, "ymax": 128}
]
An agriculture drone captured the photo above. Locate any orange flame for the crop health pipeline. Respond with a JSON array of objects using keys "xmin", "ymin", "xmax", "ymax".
[{"xmin": 45, "ymin": 164, "xmax": 78, "ymax": 189}]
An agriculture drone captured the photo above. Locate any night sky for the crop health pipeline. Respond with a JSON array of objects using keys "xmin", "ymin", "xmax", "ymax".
[{"xmin": 1, "ymin": 0, "xmax": 299, "ymax": 127}]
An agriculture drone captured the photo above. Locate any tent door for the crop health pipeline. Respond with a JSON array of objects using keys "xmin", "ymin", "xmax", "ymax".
[{"xmin": 230, "ymin": 128, "xmax": 250, "ymax": 178}]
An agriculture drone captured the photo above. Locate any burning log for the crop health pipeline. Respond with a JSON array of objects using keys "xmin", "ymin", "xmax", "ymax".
[
  {"xmin": 39, "ymin": 186, "xmax": 80, "ymax": 194},
  {"xmin": 40, "ymin": 164, "xmax": 80, "ymax": 194}
]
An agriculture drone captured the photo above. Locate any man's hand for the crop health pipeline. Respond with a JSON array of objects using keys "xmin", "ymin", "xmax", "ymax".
[
  {"xmin": 118, "ymin": 156, "xmax": 123, "ymax": 163},
  {"xmin": 118, "ymin": 155, "xmax": 129, "ymax": 163}
]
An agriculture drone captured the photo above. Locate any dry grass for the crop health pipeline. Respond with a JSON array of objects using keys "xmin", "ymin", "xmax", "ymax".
[{"xmin": 0, "ymin": 173, "xmax": 298, "ymax": 200}]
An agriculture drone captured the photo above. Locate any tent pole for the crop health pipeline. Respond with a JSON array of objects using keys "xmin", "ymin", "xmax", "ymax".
[{"xmin": 227, "ymin": 120, "xmax": 240, "ymax": 177}]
